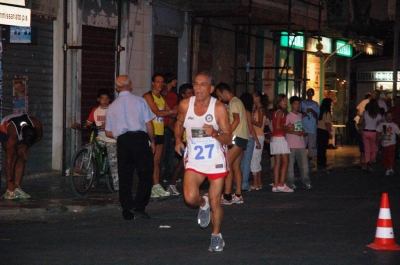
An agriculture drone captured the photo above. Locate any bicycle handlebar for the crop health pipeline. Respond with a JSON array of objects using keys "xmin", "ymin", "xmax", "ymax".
[{"xmin": 74, "ymin": 124, "xmax": 102, "ymax": 131}]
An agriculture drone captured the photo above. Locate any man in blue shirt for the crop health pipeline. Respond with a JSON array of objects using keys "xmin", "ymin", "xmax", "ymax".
[
  {"xmin": 105, "ymin": 75, "xmax": 156, "ymax": 220},
  {"xmin": 300, "ymin": 88, "xmax": 320, "ymax": 168}
]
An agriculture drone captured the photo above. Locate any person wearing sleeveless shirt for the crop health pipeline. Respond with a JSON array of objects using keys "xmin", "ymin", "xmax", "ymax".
[
  {"xmin": 270, "ymin": 94, "xmax": 294, "ymax": 193},
  {"xmin": 1, "ymin": 113, "xmax": 43, "ymax": 200},
  {"xmin": 174, "ymin": 72, "xmax": 231, "ymax": 252},
  {"xmin": 249, "ymin": 91, "xmax": 268, "ymax": 191},
  {"xmin": 239, "ymin": 93, "xmax": 261, "ymax": 192},
  {"xmin": 215, "ymin": 83, "xmax": 249, "ymax": 205},
  {"xmin": 143, "ymin": 73, "xmax": 178, "ymax": 198}
]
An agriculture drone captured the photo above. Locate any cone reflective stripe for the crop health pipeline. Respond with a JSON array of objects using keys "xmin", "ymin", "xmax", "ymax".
[{"xmin": 367, "ymin": 193, "xmax": 400, "ymax": 251}]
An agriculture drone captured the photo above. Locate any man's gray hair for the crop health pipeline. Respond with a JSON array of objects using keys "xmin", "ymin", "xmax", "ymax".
[{"xmin": 116, "ymin": 76, "xmax": 131, "ymax": 88}]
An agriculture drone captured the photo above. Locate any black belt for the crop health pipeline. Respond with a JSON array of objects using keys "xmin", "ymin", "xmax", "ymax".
[
  {"xmin": 124, "ymin": 131, "xmax": 143, "ymax": 134},
  {"xmin": 363, "ymin": 129, "xmax": 376, "ymax": 132}
]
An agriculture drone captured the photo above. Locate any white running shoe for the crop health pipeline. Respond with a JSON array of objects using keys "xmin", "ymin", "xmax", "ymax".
[
  {"xmin": 4, "ymin": 190, "xmax": 19, "ymax": 200},
  {"xmin": 209, "ymin": 234, "xmax": 225, "ymax": 252},
  {"xmin": 14, "ymin": 188, "xmax": 31, "ymax": 199},
  {"xmin": 152, "ymin": 184, "xmax": 170, "ymax": 197},
  {"xmin": 167, "ymin": 184, "xmax": 180, "ymax": 196}
]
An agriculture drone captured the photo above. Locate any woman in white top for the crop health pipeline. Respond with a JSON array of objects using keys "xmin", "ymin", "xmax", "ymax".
[{"xmin": 358, "ymin": 98, "xmax": 382, "ymax": 172}]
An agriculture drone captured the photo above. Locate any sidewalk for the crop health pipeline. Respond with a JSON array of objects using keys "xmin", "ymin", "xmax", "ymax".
[{"xmin": 0, "ymin": 145, "xmax": 363, "ymax": 216}]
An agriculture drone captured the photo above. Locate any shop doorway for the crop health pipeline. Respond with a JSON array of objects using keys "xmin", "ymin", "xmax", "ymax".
[{"xmin": 81, "ymin": 25, "xmax": 116, "ymax": 142}]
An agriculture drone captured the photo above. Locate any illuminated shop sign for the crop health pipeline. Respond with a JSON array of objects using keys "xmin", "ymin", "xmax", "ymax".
[
  {"xmin": 336, "ymin": 40, "xmax": 353, "ymax": 57},
  {"xmin": 0, "ymin": 4, "xmax": 30, "ymax": 26},
  {"xmin": 306, "ymin": 37, "xmax": 332, "ymax": 54},
  {"xmin": 357, "ymin": 71, "xmax": 400, "ymax": 82},
  {"xmin": 280, "ymin": 31, "xmax": 304, "ymax": 50}
]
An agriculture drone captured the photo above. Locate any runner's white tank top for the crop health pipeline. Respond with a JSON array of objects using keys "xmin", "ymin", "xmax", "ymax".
[{"xmin": 183, "ymin": 96, "xmax": 228, "ymax": 174}]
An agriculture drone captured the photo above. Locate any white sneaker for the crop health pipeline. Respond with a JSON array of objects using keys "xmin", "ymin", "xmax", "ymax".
[
  {"xmin": 14, "ymin": 188, "xmax": 31, "ymax": 199},
  {"xmin": 277, "ymin": 184, "xmax": 294, "ymax": 193},
  {"xmin": 385, "ymin": 170, "xmax": 391, "ymax": 176},
  {"xmin": 232, "ymin": 194, "xmax": 244, "ymax": 204},
  {"xmin": 152, "ymin": 184, "xmax": 170, "ymax": 197},
  {"xmin": 4, "ymin": 190, "xmax": 18, "ymax": 200},
  {"xmin": 150, "ymin": 189, "xmax": 160, "ymax": 198},
  {"xmin": 167, "ymin": 184, "xmax": 180, "ymax": 196}
]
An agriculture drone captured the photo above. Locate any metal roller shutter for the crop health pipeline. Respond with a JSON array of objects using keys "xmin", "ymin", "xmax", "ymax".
[{"xmin": 1, "ymin": 18, "xmax": 53, "ymax": 174}]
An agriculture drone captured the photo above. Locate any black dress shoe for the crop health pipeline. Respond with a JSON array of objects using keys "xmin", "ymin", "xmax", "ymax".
[
  {"xmin": 122, "ymin": 210, "xmax": 134, "ymax": 220},
  {"xmin": 133, "ymin": 209, "xmax": 151, "ymax": 219}
]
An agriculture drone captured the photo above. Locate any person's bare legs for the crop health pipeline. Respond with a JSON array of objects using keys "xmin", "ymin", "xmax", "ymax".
[
  {"xmin": 183, "ymin": 170, "xmax": 224, "ymax": 234},
  {"xmin": 153, "ymin": 144, "xmax": 163, "ymax": 185},
  {"xmin": 14, "ymin": 145, "xmax": 29, "ymax": 187},
  {"xmin": 232, "ymin": 149, "xmax": 244, "ymax": 195},
  {"xmin": 253, "ymin": 171, "xmax": 262, "ymax": 189},
  {"xmin": 278, "ymin": 154, "xmax": 289, "ymax": 186},
  {"xmin": 224, "ymin": 145, "xmax": 242, "ymax": 195},
  {"xmin": 171, "ymin": 158, "xmax": 184, "ymax": 185},
  {"xmin": 273, "ymin": 154, "xmax": 281, "ymax": 186},
  {"xmin": 208, "ymin": 177, "xmax": 225, "ymax": 234}
]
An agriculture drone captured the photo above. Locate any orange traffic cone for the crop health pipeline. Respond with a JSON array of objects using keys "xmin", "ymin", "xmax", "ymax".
[{"xmin": 367, "ymin": 193, "xmax": 400, "ymax": 250}]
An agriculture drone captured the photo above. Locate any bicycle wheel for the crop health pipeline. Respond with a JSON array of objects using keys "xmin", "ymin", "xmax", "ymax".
[
  {"xmin": 104, "ymin": 157, "xmax": 117, "ymax": 194},
  {"xmin": 70, "ymin": 147, "xmax": 96, "ymax": 196}
]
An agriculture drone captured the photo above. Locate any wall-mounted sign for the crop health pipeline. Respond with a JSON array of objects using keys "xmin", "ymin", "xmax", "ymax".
[
  {"xmin": 357, "ymin": 71, "xmax": 400, "ymax": 82},
  {"xmin": 280, "ymin": 31, "xmax": 304, "ymax": 50},
  {"xmin": 0, "ymin": 0, "xmax": 25, "ymax": 6},
  {"xmin": 336, "ymin": 40, "xmax": 353, "ymax": 57},
  {"xmin": 13, "ymin": 75, "xmax": 28, "ymax": 114},
  {"xmin": 306, "ymin": 36, "xmax": 332, "ymax": 54},
  {"xmin": 0, "ymin": 4, "xmax": 30, "ymax": 26}
]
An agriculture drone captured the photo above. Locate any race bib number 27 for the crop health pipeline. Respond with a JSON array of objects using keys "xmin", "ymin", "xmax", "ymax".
[{"xmin": 190, "ymin": 138, "xmax": 216, "ymax": 161}]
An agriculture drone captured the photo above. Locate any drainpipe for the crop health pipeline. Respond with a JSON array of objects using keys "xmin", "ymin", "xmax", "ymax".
[
  {"xmin": 62, "ymin": 0, "xmax": 68, "ymax": 176},
  {"xmin": 116, "ymin": 0, "xmax": 122, "ymax": 76}
]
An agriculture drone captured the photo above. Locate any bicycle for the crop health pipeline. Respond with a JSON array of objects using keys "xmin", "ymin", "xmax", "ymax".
[{"xmin": 69, "ymin": 125, "xmax": 116, "ymax": 197}]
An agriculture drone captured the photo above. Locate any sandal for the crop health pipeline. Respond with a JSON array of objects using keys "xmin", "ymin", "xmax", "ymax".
[{"xmin": 248, "ymin": 185, "xmax": 257, "ymax": 191}]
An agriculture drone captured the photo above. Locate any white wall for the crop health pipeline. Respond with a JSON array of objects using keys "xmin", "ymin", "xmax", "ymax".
[{"xmin": 123, "ymin": 2, "xmax": 153, "ymax": 96}]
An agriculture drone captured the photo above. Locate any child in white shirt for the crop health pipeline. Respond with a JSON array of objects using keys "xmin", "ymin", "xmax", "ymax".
[{"xmin": 376, "ymin": 111, "xmax": 400, "ymax": 175}]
